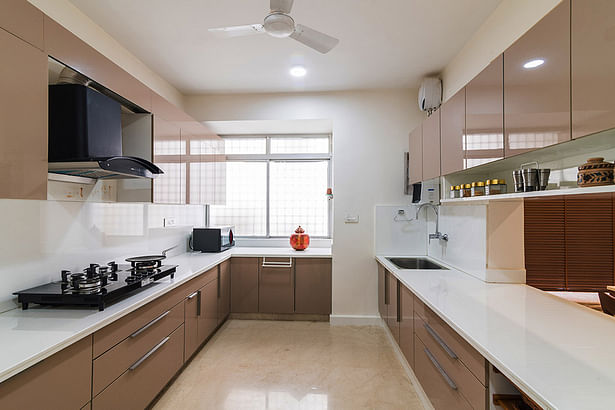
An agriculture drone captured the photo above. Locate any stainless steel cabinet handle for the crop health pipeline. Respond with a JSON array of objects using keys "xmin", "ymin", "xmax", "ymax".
[
  {"xmin": 197, "ymin": 290, "xmax": 201, "ymax": 316},
  {"xmin": 262, "ymin": 257, "xmax": 292, "ymax": 268},
  {"xmin": 424, "ymin": 322, "xmax": 458, "ymax": 360},
  {"xmin": 424, "ymin": 347, "xmax": 458, "ymax": 391},
  {"xmin": 129, "ymin": 310, "xmax": 170, "ymax": 339},
  {"xmin": 129, "ymin": 336, "xmax": 170, "ymax": 371},
  {"xmin": 187, "ymin": 291, "xmax": 198, "ymax": 299}
]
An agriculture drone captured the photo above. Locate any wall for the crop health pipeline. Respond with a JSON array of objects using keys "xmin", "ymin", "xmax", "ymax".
[
  {"xmin": 28, "ymin": 0, "xmax": 184, "ymax": 108},
  {"xmin": 441, "ymin": 0, "xmax": 562, "ymax": 101},
  {"xmin": 0, "ymin": 199, "xmax": 205, "ymax": 313},
  {"xmin": 185, "ymin": 89, "xmax": 422, "ymax": 318}
]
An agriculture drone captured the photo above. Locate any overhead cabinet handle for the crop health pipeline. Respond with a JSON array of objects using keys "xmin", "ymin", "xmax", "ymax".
[
  {"xmin": 424, "ymin": 347, "xmax": 458, "ymax": 391},
  {"xmin": 261, "ymin": 257, "xmax": 292, "ymax": 268},
  {"xmin": 424, "ymin": 322, "xmax": 458, "ymax": 360},
  {"xmin": 129, "ymin": 310, "xmax": 170, "ymax": 339},
  {"xmin": 129, "ymin": 336, "xmax": 170, "ymax": 371}
]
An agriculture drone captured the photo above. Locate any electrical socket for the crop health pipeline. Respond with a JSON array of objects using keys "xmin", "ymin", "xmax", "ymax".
[{"xmin": 163, "ymin": 217, "xmax": 176, "ymax": 227}]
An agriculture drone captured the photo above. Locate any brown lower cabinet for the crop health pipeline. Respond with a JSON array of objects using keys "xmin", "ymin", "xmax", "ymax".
[
  {"xmin": 231, "ymin": 257, "xmax": 259, "ymax": 313},
  {"xmin": 259, "ymin": 257, "xmax": 294, "ymax": 313},
  {"xmin": 92, "ymin": 324, "xmax": 184, "ymax": 410},
  {"xmin": 197, "ymin": 278, "xmax": 219, "ymax": 342},
  {"xmin": 399, "ymin": 285, "xmax": 414, "ymax": 368},
  {"xmin": 218, "ymin": 259, "xmax": 231, "ymax": 323},
  {"xmin": 378, "ymin": 263, "xmax": 386, "ymax": 318},
  {"xmin": 294, "ymin": 258, "xmax": 332, "ymax": 314},
  {"xmin": 385, "ymin": 271, "xmax": 400, "ymax": 343},
  {"xmin": 0, "ymin": 336, "xmax": 92, "ymax": 409}
]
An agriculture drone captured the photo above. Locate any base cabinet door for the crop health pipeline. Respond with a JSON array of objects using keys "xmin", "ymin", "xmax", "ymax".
[
  {"xmin": 414, "ymin": 335, "xmax": 473, "ymax": 410},
  {"xmin": 258, "ymin": 257, "xmax": 294, "ymax": 314},
  {"xmin": 197, "ymin": 279, "xmax": 218, "ymax": 343},
  {"xmin": 294, "ymin": 258, "xmax": 332, "ymax": 314},
  {"xmin": 0, "ymin": 336, "xmax": 92, "ymax": 410},
  {"xmin": 231, "ymin": 257, "xmax": 259, "ymax": 313},
  {"xmin": 92, "ymin": 325, "xmax": 184, "ymax": 410},
  {"xmin": 378, "ymin": 263, "xmax": 386, "ymax": 319},
  {"xmin": 218, "ymin": 260, "xmax": 230, "ymax": 324},
  {"xmin": 184, "ymin": 289, "xmax": 200, "ymax": 360},
  {"xmin": 385, "ymin": 271, "xmax": 399, "ymax": 343},
  {"xmin": 399, "ymin": 285, "xmax": 414, "ymax": 368}
]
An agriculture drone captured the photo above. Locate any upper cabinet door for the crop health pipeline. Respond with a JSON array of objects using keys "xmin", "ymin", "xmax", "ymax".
[
  {"xmin": 504, "ymin": 0, "xmax": 571, "ymax": 157},
  {"xmin": 409, "ymin": 125, "xmax": 423, "ymax": 184},
  {"xmin": 465, "ymin": 54, "xmax": 504, "ymax": 168},
  {"xmin": 440, "ymin": 88, "xmax": 465, "ymax": 175},
  {"xmin": 572, "ymin": 0, "xmax": 615, "ymax": 139},
  {"xmin": 0, "ymin": 29, "xmax": 47, "ymax": 200},
  {"xmin": 422, "ymin": 110, "xmax": 441, "ymax": 180},
  {"xmin": 0, "ymin": 0, "xmax": 44, "ymax": 50},
  {"xmin": 153, "ymin": 116, "xmax": 185, "ymax": 204}
]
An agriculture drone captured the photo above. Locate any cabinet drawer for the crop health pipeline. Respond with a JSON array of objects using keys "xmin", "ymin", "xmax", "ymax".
[
  {"xmin": 191, "ymin": 266, "xmax": 218, "ymax": 290},
  {"xmin": 92, "ymin": 300, "xmax": 184, "ymax": 396},
  {"xmin": 414, "ymin": 298, "xmax": 486, "ymax": 384},
  {"xmin": 93, "ymin": 281, "xmax": 191, "ymax": 357},
  {"xmin": 92, "ymin": 324, "xmax": 184, "ymax": 410},
  {"xmin": 416, "ymin": 315, "xmax": 487, "ymax": 410},
  {"xmin": 414, "ymin": 335, "xmax": 473, "ymax": 410},
  {"xmin": 0, "ymin": 336, "xmax": 92, "ymax": 410}
]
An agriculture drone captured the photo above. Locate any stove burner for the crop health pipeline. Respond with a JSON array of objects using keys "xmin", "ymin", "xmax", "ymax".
[{"xmin": 130, "ymin": 259, "xmax": 162, "ymax": 270}]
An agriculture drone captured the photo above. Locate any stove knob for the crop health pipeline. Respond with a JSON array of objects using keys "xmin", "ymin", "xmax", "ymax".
[{"xmin": 61, "ymin": 270, "xmax": 71, "ymax": 283}]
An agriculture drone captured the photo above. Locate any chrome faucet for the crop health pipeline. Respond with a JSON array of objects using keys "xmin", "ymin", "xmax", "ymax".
[{"xmin": 415, "ymin": 203, "xmax": 449, "ymax": 243}]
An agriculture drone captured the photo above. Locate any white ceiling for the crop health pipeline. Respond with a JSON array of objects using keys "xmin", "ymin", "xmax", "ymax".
[{"xmin": 68, "ymin": 0, "xmax": 502, "ymax": 95}]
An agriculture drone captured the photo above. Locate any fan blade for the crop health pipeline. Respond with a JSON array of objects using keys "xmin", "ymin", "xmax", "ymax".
[
  {"xmin": 270, "ymin": 0, "xmax": 294, "ymax": 14},
  {"xmin": 208, "ymin": 24, "xmax": 264, "ymax": 38},
  {"xmin": 290, "ymin": 24, "xmax": 339, "ymax": 54}
]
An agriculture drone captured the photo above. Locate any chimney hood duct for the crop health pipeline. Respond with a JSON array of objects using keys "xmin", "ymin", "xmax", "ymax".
[{"xmin": 48, "ymin": 83, "xmax": 162, "ymax": 180}]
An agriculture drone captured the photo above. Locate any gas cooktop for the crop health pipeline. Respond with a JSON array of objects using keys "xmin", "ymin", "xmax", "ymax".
[{"xmin": 14, "ymin": 261, "xmax": 177, "ymax": 311}]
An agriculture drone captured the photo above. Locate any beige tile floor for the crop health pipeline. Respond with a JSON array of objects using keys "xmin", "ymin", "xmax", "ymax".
[{"xmin": 154, "ymin": 320, "xmax": 423, "ymax": 410}]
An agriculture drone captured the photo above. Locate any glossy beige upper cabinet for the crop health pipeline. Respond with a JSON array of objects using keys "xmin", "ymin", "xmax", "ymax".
[
  {"xmin": 504, "ymin": 0, "xmax": 571, "ymax": 157},
  {"xmin": 572, "ymin": 0, "xmax": 615, "ymax": 139},
  {"xmin": 0, "ymin": 0, "xmax": 44, "ymax": 50},
  {"xmin": 409, "ymin": 125, "xmax": 423, "ymax": 184},
  {"xmin": 465, "ymin": 54, "xmax": 504, "ymax": 168},
  {"xmin": 0, "ymin": 29, "xmax": 47, "ymax": 200},
  {"xmin": 440, "ymin": 89, "xmax": 465, "ymax": 175},
  {"xmin": 422, "ymin": 110, "xmax": 441, "ymax": 180},
  {"xmin": 153, "ymin": 116, "xmax": 185, "ymax": 204}
]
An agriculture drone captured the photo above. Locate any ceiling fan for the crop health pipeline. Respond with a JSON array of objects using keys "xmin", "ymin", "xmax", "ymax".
[{"xmin": 208, "ymin": 0, "xmax": 339, "ymax": 54}]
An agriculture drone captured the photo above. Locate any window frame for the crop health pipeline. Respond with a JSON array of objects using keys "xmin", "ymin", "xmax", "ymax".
[{"xmin": 208, "ymin": 134, "xmax": 333, "ymax": 239}]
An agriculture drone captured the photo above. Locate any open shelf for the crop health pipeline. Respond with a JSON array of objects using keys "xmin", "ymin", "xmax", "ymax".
[{"xmin": 442, "ymin": 184, "xmax": 615, "ymax": 204}]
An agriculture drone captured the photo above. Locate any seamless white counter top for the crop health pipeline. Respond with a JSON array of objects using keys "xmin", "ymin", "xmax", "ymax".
[
  {"xmin": 377, "ymin": 255, "xmax": 615, "ymax": 410},
  {"xmin": 0, "ymin": 247, "xmax": 331, "ymax": 384}
]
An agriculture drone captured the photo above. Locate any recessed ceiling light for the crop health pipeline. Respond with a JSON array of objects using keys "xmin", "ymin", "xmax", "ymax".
[
  {"xmin": 290, "ymin": 66, "xmax": 307, "ymax": 77},
  {"xmin": 523, "ymin": 59, "xmax": 545, "ymax": 69}
]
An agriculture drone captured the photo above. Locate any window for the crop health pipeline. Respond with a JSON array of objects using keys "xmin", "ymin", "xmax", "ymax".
[{"xmin": 209, "ymin": 135, "xmax": 332, "ymax": 238}]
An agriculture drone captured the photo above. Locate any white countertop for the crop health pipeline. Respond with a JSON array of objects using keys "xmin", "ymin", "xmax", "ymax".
[
  {"xmin": 0, "ymin": 247, "xmax": 331, "ymax": 384},
  {"xmin": 376, "ymin": 255, "xmax": 615, "ymax": 410}
]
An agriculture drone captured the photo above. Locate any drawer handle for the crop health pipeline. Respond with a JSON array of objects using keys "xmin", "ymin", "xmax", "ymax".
[
  {"xmin": 129, "ymin": 336, "xmax": 170, "ymax": 371},
  {"xmin": 424, "ymin": 347, "xmax": 458, "ymax": 391},
  {"xmin": 129, "ymin": 310, "xmax": 170, "ymax": 339},
  {"xmin": 262, "ymin": 257, "xmax": 292, "ymax": 268},
  {"xmin": 187, "ymin": 291, "xmax": 198, "ymax": 299},
  {"xmin": 424, "ymin": 322, "xmax": 458, "ymax": 360},
  {"xmin": 197, "ymin": 290, "xmax": 201, "ymax": 316}
]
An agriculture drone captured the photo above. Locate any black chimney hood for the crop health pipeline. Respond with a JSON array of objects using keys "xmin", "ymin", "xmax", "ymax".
[{"xmin": 48, "ymin": 84, "xmax": 163, "ymax": 180}]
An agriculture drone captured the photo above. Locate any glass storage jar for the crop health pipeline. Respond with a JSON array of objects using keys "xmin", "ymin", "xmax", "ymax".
[
  {"xmin": 462, "ymin": 183, "xmax": 472, "ymax": 198},
  {"xmin": 471, "ymin": 181, "xmax": 485, "ymax": 196},
  {"xmin": 485, "ymin": 179, "xmax": 507, "ymax": 195},
  {"xmin": 449, "ymin": 185, "xmax": 461, "ymax": 199}
]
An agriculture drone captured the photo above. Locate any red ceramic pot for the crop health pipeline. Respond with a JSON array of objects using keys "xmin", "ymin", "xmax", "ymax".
[{"xmin": 290, "ymin": 226, "xmax": 310, "ymax": 251}]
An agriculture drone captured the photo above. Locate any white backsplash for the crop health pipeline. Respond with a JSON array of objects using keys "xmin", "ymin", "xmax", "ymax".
[
  {"xmin": 0, "ymin": 199, "xmax": 205, "ymax": 313},
  {"xmin": 374, "ymin": 205, "xmax": 427, "ymax": 255},
  {"xmin": 426, "ymin": 204, "xmax": 487, "ymax": 273}
]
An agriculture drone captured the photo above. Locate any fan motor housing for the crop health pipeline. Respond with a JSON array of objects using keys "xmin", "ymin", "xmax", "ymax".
[{"xmin": 263, "ymin": 13, "xmax": 295, "ymax": 37}]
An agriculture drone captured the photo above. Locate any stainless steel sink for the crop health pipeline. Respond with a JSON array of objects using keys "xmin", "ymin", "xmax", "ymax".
[{"xmin": 386, "ymin": 257, "xmax": 448, "ymax": 270}]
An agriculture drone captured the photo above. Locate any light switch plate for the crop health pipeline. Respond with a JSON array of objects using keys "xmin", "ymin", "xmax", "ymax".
[
  {"xmin": 163, "ymin": 217, "xmax": 177, "ymax": 227},
  {"xmin": 344, "ymin": 215, "xmax": 359, "ymax": 224}
]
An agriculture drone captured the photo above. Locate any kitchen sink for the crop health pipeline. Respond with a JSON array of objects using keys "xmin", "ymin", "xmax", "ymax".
[{"xmin": 386, "ymin": 257, "xmax": 448, "ymax": 270}]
